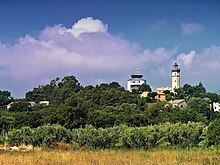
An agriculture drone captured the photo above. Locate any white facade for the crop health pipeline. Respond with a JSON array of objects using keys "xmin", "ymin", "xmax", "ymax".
[
  {"xmin": 39, "ymin": 101, "xmax": 50, "ymax": 106},
  {"xmin": 168, "ymin": 99, "xmax": 187, "ymax": 109},
  {"xmin": 213, "ymin": 102, "xmax": 220, "ymax": 112},
  {"xmin": 127, "ymin": 71, "xmax": 146, "ymax": 92},
  {"xmin": 172, "ymin": 63, "xmax": 180, "ymax": 91}
]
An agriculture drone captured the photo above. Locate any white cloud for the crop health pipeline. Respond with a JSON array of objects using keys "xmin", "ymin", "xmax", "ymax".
[
  {"xmin": 172, "ymin": 46, "xmax": 220, "ymax": 92},
  {"xmin": 181, "ymin": 23, "xmax": 204, "ymax": 35},
  {"xmin": 142, "ymin": 47, "xmax": 178, "ymax": 66},
  {"xmin": 177, "ymin": 50, "xmax": 196, "ymax": 67},
  {"xmin": 0, "ymin": 17, "xmax": 219, "ymax": 97},
  {"xmin": 0, "ymin": 16, "xmax": 178, "ymax": 97},
  {"xmin": 66, "ymin": 17, "xmax": 108, "ymax": 37}
]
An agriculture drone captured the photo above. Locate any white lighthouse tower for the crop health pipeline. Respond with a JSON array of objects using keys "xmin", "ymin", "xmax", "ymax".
[
  {"xmin": 172, "ymin": 63, "xmax": 180, "ymax": 91},
  {"xmin": 127, "ymin": 69, "xmax": 146, "ymax": 92}
]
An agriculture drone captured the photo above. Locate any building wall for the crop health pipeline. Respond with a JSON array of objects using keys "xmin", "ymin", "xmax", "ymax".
[
  {"xmin": 177, "ymin": 101, "xmax": 187, "ymax": 109},
  {"xmin": 156, "ymin": 87, "xmax": 172, "ymax": 93},
  {"xmin": 167, "ymin": 99, "xmax": 187, "ymax": 109},
  {"xmin": 172, "ymin": 71, "xmax": 180, "ymax": 90},
  {"xmin": 213, "ymin": 102, "xmax": 220, "ymax": 112},
  {"xmin": 172, "ymin": 101, "xmax": 187, "ymax": 109},
  {"xmin": 127, "ymin": 79, "xmax": 146, "ymax": 92},
  {"xmin": 155, "ymin": 93, "xmax": 166, "ymax": 101}
]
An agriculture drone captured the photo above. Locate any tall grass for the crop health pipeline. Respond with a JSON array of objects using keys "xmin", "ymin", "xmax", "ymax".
[{"xmin": 0, "ymin": 149, "xmax": 219, "ymax": 165}]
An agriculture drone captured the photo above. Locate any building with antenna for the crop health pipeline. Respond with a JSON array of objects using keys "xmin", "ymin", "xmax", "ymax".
[
  {"xmin": 127, "ymin": 69, "xmax": 146, "ymax": 92},
  {"xmin": 127, "ymin": 63, "xmax": 181, "ymax": 96}
]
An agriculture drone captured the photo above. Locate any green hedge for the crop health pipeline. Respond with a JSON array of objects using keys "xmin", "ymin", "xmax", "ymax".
[
  {"xmin": 6, "ymin": 124, "xmax": 72, "ymax": 147},
  {"xmin": 1, "ymin": 122, "xmax": 218, "ymax": 149}
]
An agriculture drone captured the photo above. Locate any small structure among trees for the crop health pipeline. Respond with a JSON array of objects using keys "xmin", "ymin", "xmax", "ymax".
[{"xmin": 167, "ymin": 99, "xmax": 187, "ymax": 109}]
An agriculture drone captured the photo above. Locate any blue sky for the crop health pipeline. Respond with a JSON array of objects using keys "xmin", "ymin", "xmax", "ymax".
[{"xmin": 0, "ymin": 0, "xmax": 220, "ymax": 97}]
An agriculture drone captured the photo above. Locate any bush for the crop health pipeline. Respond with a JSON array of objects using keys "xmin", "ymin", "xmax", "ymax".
[
  {"xmin": 207, "ymin": 119, "xmax": 220, "ymax": 146},
  {"xmin": 6, "ymin": 124, "xmax": 72, "ymax": 147},
  {"xmin": 33, "ymin": 124, "xmax": 73, "ymax": 147},
  {"xmin": 7, "ymin": 127, "xmax": 34, "ymax": 145},
  {"xmin": 2, "ymin": 122, "xmax": 214, "ymax": 150},
  {"xmin": 155, "ymin": 122, "xmax": 205, "ymax": 149}
]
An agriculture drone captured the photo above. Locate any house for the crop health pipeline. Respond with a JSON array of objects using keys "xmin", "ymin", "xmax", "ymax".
[
  {"xmin": 39, "ymin": 101, "xmax": 49, "ymax": 106},
  {"xmin": 28, "ymin": 101, "xmax": 37, "ymax": 107},
  {"xmin": 154, "ymin": 88, "xmax": 172, "ymax": 101},
  {"xmin": 213, "ymin": 102, "xmax": 220, "ymax": 112},
  {"xmin": 167, "ymin": 99, "xmax": 187, "ymax": 109},
  {"xmin": 6, "ymin": 101, "xmax": 49, "ymax": 109},
  {"xmin": 155, "ymin": 92, "xmax": 166, "ymax": 101},
  {"xmin": 141, "ymin": 91, "xmax": 167, "ymax": 102}
]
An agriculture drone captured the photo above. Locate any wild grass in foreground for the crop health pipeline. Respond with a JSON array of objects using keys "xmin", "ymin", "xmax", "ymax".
[{"xmin": 0, "ymin": 149, "xmax": 219, "ymax": 165}]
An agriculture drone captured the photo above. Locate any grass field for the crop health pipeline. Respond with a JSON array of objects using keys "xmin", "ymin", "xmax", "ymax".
[{"xmin": 0, "ymin": 149, "xmax": 219, "ymax": 165}]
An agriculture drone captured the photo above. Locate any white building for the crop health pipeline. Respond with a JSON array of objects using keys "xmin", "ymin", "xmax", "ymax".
[
  {"xmin": 6, "ymin": 101, "xmax": 49, "ymax": 109},
  {"xmin": 39, "ymin": 101, "xmax": 50, "ymax": 106},
  {"xmin": 213, "ymin": 102, "xmax": 220, "ymax": 112},
  {"xmin": 172, "ymin": 63, "xmax": 180, "ymax": 91},
  {"xmin": 127, "ymin": 70, "xmax": 146, "ymax": 92},
  {"xmin": 167, "ymin": 99, "xmax": 187, "ymax": 109}
]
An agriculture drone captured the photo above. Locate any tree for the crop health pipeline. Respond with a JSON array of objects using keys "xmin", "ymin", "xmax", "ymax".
[
  {"xmin": 205, "ymin": 92, "xmax": 218, "ymax": 103},
  {"xmin": 183, "ymin": 84, "xmax": 193, "ymax": 96},
  {"xmin": 0, "ymin": 90, "xmax": 12, "ymax": 107},
  {"xmin": 26, "ymin": 76, "xmax": 82, "ymax": 105},
  {"xmin": 51, "ymin": 76, "xmax": 82, "ymax": 104},
  {"xmin": 174, "ymin": 87, "xmax": 185, "ymax": 99},
  {"xmin": 207, "ymin": 118, "xmax": 220, "ymax": 146},
  {"xmin": 146, "ymin": 92, "xmax": 158, "ymax": 102},
  {"xmin": 193, "ymin": 82, "xmax": 206, "ymax": 97},
  {"xmin": 146, "ymin": 102, "xmax": 166, "ymax": 124},
  {"xmin": 138, "ymin": 84, "xmax": 152, "ymax": 93},
  {"xmin": 187, "ymin": 97, "xmax": 211, "ymax": 120},
  {"xmin": 0, "ymin": 116, "xmax": 15, "ymax": 135},
  {"xmin": 8, "ymin": 101, "xmax": 32, "ymax": 112},
  {"xmin": 57, "ymin": 94, "xmax": 91, "ymax": 129},
  {"xmin": 205, "ymin": 92, "xmax": 219, "ymax": 120},
  {"xmin": 109, "ymin": 82, "xmax": 122, "ymax": 89}
]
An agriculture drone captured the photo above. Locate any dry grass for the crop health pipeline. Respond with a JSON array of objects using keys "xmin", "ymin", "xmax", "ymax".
[{"xmin": 0, "ymin": 149, "xmax": 219, "ymax": 165}]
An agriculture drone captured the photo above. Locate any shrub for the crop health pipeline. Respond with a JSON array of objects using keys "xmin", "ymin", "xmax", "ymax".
[
  {"xmin": 207, "ymin": 119, "xmax": 220, "ymax": 146},
  {"xmin": 2, "ymin": 122, "xmax": 213, "ymax": 150},
  {"xmin": 6, "ymin": 124, "xmax": 72, "ymax": 148},
  {"xmin": 7, "ymin": 127, "xmax": 34, "ymax": 145}
]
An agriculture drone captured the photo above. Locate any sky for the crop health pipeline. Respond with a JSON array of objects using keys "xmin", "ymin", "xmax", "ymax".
[{"xmin": 0, "ymin": 0, "xmax": 220, "ymax": 98}]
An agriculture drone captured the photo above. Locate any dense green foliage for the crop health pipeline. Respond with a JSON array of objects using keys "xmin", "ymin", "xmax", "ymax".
[
  {"xmin": 0, "ymin": 90, "xmax": 12, "ymax": 108},
  {"xmin": 8, "ymin": 101, "xmax": 32, "ymax": 112},
  {"xmin": 5, "ymin": 124, "xmax": 72, "ymax": 147},
  {"xmin": 207, "ymin": 118, "xmax": 220, "ymax": 146},
  {"xmin": 0, "ymin": 75, "xmax": 220, "ymax": 148},
  {"xmin": 0, "ymin": 122, "xmax": 218, "ymax": 149}
]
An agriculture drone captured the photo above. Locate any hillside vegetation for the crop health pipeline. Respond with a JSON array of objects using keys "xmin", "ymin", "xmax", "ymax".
[{"xmin": 0, "ymin": 75, "xmax": 219, "ymax": 149}]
